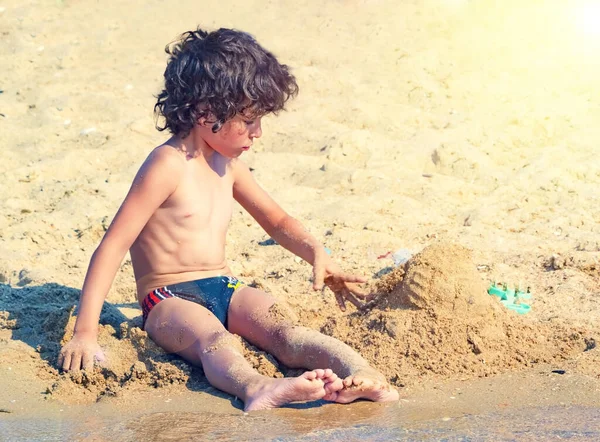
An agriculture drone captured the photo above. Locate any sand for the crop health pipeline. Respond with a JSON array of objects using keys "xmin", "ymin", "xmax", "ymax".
[{"xmin": 1, "ymin": 0, "xmax": 600, "ymax": 420}]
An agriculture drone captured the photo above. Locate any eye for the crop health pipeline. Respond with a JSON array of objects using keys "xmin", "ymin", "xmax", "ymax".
[{"xmin": 244, "ymin": 119, "xmax": 255, "ymax": 126}]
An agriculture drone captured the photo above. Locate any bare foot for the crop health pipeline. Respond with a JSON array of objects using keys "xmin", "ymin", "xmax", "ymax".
[
  {"xmin": 321, "ymin": 369, "xmax": 344, "ymax": 401},
  {"xmin": 244, "ymin": 369, "xmax": 329, "ymax": 411},
  {"xmin": 329, "ymin": 369, "xmax": 400, "ymax": 404}
]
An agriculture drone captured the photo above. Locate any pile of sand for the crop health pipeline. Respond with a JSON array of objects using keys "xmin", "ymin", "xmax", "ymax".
[
  {"xmin": 0, "ymin": 283, "xmax": 199, "ymax": 402},
  {"xmin": 318, "ymin": 242, "xmax": 597, "ymax": 386}
]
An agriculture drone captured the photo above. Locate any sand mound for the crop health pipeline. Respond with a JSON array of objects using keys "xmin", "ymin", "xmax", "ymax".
[
  {"xmin": 385, "ymin": 242, "xmax": 497, "ymax": 316},
  {"xmin": 0, "ymin": 283, "xmax": 201, "ymax": 402},
  {"xmin": 320, "ymin": 242, "xmax": 597, "ymax": 386}
]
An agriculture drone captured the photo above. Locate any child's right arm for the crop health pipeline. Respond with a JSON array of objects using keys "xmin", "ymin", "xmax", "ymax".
[{"xmin": 58, "ymin": 147, "xmax": 184, "ymax": 371}]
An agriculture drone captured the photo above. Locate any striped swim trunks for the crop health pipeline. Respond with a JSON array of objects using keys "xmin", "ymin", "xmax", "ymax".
[{"xmin": 141, "ymin": 276, "xmax": 244, "ymax": 329}]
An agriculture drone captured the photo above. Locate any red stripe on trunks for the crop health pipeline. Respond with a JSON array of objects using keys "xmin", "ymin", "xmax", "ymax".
[
  {"xmin": 148, "ymin": 291, "xmax": 161, "ymax": 304},
  {"xmin": 142, "ymin": 297, "xmax": 153, "ymax": 316}
]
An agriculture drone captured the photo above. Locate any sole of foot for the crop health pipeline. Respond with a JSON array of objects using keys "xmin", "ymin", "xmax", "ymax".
[
  {"xmin": 331, "ymin": 371, "xmax": 400, "ymax": 404},
  {"xmin": 244, "ymin": 369, "xmax": 332, "ymax": 412}
]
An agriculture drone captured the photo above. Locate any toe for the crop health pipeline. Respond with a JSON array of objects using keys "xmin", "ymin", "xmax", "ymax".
[
  {"xmin": 325, "ymin": 377, "xmax": 344, "ymax": 394},
  {"xmin": 323, "ymin": 371, "xmax": 338, "ymax": 383},
  {"xmin": 314, "ymin": 368, "xmax": 325, "ymax": 378},
  {"xmin": 304, "ymin": 371, "xmax": 318, "ymax": 380},
  {"xmin": 352, "ymin": 376, "xmax": 366, "ymax": 387},
  {"xmin": 323, "ymin": 391, "xmax": 339, "ymax": 401}
]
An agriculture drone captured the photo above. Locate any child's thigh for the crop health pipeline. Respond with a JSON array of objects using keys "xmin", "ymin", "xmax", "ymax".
[
  {"xmin": 227, "ymin": 286, "xmax": 292, "ymax": 348},
  {"xmin": 144, "ymin": 297, "xmax": 227, "ymax": 365}
]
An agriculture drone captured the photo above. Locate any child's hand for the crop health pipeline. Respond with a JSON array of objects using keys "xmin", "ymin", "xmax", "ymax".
[
  {"xmin": 58, "ymin": 333, "xmax": 105, "ymax": 371},
  {"xmin": 312, "ymin": 249, "xmax": 370, "ymax": 311}
]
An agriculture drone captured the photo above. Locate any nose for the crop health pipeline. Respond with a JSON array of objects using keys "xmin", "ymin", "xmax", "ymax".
[{"xmin": 250, "ymin": 120, "xmax": 262, "ymax": 139}]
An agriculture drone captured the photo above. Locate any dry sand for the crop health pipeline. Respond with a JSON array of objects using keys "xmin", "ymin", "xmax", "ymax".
[{"xmin": 1, "ymin": 0, "xmax": 600, "ymax": 422}]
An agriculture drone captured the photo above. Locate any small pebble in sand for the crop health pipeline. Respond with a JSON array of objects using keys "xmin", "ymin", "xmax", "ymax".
[
  {"xmin": 124, "ymin": 84, "xmax": 133, "ymax": 91},
  {"xmin": 549, "ymin": 254, "xmax": 565, "ymax": 270},
  {"xmin": 63, "ymin": 119, "xmax": 71, "ymax": 126},
  {"xmin": 80, "ymin": 127, "xmax": 96, "ymax": 135},
  {"xmin": 37, "ymin": 46, "xmax": 44, "ymax": 52},
  {"xmin": 0, "ymin": 7, "xmax": 5, "ymax": 14}
]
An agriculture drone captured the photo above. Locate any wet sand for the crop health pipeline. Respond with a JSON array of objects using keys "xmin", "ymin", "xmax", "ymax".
[
  {"xmin": 3, "ymin": 369, "xmax": 600, "ymax": 440},
  {"xmin": 1, "ymin": 0, "xmax": 600, "ymax": 438}
]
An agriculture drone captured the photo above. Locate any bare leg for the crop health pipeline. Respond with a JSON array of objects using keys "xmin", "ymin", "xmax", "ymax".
[
  {"xmin": 144, "ymin": 297, "xmax": 336, "ymax": 411},
  {"xmin": 228, "ymin": 287, "xmax": 399, "ymax": 403}
]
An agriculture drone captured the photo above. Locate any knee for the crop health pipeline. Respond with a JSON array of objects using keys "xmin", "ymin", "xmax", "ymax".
[
  {"xmin": 201, "ymin": 330, "xmax": 243, "ymax": 355},
  {"xmin": 271, "ymin": 323, "xmax": 296, "ymax": 344},
  {"xmin": 266, "ymin": 302, "xmax": 299, "ymax": 327},
  {"xmin": 273, "ymin": 324, "xmax": 316, "ymax": 341}
]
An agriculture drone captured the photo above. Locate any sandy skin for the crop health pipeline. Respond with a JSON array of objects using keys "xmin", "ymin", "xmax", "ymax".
[
  {"xmin": 145, "ymin": 292, "xmax": 397, "ymax": 411},
  {"xmin": 243, "ymin": 368, "xmax": 399, "ymax": 411},
  {"xmin": 245, "ymin": 368, "xmax": 342, "ymax": 411},
  {"xmin": 330, "ymin": 370, "xmax": 400, "ymax": 404}
]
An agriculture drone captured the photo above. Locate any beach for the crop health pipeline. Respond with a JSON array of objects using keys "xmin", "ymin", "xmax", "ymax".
[{"xmin": 1, "ymin": 0, "xmax": 599, "ymax": 439}]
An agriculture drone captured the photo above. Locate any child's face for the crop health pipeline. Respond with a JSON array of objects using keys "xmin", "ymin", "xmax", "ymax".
[{"xmin": 199, "ymin": 114, "xmax": 262, "ymax": 158}]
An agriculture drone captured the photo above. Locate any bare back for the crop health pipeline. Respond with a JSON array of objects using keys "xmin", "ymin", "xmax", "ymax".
[{"xmin": 131, "ymin": 145, "xmax": 235, "ymax": 301}]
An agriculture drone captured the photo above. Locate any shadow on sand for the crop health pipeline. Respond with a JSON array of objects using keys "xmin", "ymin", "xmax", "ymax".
[
  {"xmin": 0, "ymin": 282, "xmax": 239, "ymax": 406},
  {"xmin": 0, "ymin": 283, "xmax": 330, "ymax": 411}
]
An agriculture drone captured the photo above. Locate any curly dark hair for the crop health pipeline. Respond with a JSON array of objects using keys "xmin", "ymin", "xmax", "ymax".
[{"xmin": 154, "ymin": 28, "xmax": 299, "ymax": 137}]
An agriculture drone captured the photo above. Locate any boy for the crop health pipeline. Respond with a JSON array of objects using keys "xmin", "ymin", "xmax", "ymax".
[{"xmin": 58, "ymin": 28, "xmax": 399, "ymax": 411}]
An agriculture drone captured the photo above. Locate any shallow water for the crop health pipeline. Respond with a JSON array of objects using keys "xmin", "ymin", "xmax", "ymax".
[{"xmin": 3, "ymin": 405, "xmax": 599, "ymax": 441}]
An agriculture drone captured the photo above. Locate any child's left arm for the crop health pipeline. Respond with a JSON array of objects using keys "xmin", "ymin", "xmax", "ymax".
[{"xmin": 233, "ymin": 160, "xmax": 370, "ymax": 310}]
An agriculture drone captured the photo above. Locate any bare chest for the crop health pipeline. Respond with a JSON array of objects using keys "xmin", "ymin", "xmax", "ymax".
[{"xmin": 156, "ymin": 168, "xmax": 234, "ymax": 231}]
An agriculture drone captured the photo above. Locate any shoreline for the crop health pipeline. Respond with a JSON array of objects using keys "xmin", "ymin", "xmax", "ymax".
[{"xmin": 3, "ymin": 368, "xmax": 600, "ymax": 439}]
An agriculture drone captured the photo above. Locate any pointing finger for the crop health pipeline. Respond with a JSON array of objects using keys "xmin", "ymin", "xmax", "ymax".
[
  {"xmin": 338, "ymin": 273, "xmax": 368, "ymax": 284},
  {"xmin": 347, "ymin": 283, "xmax": 369, "ymax": 299},
  {"xmin": 335, "ymin": 291, "xmax": 346, "ymax": 312},
  {"xmin": 345, "ymin": 291, "xmax": 364, "ymax": 310}
]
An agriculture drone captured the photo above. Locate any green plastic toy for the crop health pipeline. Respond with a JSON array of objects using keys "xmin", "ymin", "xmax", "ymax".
[{"xmin": 488, "ymin": 282, "xmax": 532, "ymax": 314}]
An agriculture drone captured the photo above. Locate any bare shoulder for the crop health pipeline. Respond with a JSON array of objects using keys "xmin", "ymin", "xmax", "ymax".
[
  {"xmin": 130, "ymin": 144, "xmax": 187, "ymax": 195},
  {"xmin": 144, "ymin": 144, "xmax": 187, "ymax": 173},
  {"xmin": 230, "ymin": 157, "xmax": 252, "ymax": 182}
]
